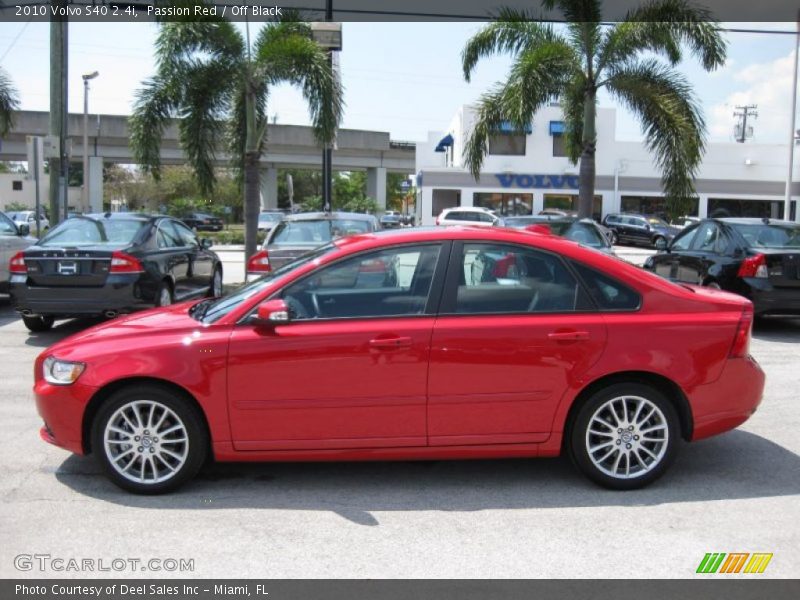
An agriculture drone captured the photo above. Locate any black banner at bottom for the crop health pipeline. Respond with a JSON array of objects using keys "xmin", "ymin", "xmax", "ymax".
[{"xmin": 3, "ymin": 580, "xmax": 800, "ymax": 600}]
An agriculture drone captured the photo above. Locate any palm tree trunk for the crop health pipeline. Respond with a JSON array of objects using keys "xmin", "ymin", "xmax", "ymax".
[
  {"xmin": 244, "ymin": 152, "xmax": 260, "ymax": 260},
  {"xmin": 578, "ymin": 89, "xmax": 597, "ymax": 219}
]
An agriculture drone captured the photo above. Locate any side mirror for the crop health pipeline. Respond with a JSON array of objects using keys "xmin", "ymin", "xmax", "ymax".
[
  {"xmin": 18, "ymin": 223, "xmax": 30, "ymax": 236},
  {"xmin": 254, "ymin": 299, "xmax": 291, "ymax": 325},
  {"xmin": 200, "ymin": 238, "xmax": 213, "ymax": 249},
  {"xmin": 655, "ymin": 237, "xmax": 669, "ymax": 252}
]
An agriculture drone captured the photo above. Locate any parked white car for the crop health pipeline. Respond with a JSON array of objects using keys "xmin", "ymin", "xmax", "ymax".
[
  {"xmin": 0, "ymin": 212, "xmax": 35, "ymax": 293},
  {"xmin": 7, "ymin": 210, "xmax": 49, "ymax": 232},
  {"xmin": 436, "ymin": 206, "xmax": 501, "ymax": 227},
  {"xmin": 257, "ymin": 211, "xmax": 284, "ymax": 232}
]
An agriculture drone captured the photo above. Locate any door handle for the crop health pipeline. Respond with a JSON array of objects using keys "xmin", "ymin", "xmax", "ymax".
[
  {"xmin": 548, "ymin": 330, "xmax": 590, "ymax": 341},
  {"xmin": 369, "ymin": 336, "xmax": 413, "ymax": 349}
]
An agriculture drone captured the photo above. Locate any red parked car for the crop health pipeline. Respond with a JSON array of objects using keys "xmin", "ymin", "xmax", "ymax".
[{"xmin": 34, "ymin": 227, "xmax": 764, "ymax": 494}]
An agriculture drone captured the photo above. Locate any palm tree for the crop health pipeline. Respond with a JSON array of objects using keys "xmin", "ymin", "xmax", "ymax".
[
  {"xmin": 0, "ymin": 66, "xmax": 20, "ymax": 137},
  {"xmin": 462, "ymin": 0, "xmax": 727, "ymax": 218},
  {"xmin": 130, "ymin": 14, "xmax": 343, "ymax": 259}
]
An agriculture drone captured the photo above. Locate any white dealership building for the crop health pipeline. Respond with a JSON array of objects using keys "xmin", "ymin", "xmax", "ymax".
[{"xmin": 415, "ymin": 104, "xmax": 800, "ymax": 226}]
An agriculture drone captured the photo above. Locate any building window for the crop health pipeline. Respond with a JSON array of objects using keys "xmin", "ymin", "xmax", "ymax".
[
  {"xmin": 552, "ymin": 134, "xmax": 568, "ymax": 157},
  {"xmin": 432, "ymin": 189, "xmax": 460, "ymax": 217},
  {"xmin": 708, "ymin": 198, "xmax": 788, "ymax": 219},
  {"xmin": 620, "ymin": 195, "xmax": 699, "ymax": 220},
  {"xmin": 474, "ymin": 192, "xmax": 533, "ymax": 216},
  {"xmin": 12, "ymin": 180, "xmax": 23, "ymax": 191},
  {"xmin": 488, "ymin": 133, "xmax": 526, "ymax": 156},
  {"xmin": 544, "ymin": 194, "xmax": 602, "ymax": 221}
]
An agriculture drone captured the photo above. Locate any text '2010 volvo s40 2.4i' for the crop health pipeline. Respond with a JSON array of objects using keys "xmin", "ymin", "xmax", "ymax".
[
  {"xmin": 33, "ymin": 227, "xmax": 764, "ymax": 493},
  {"xmin": 9, "ymin": 213, "xmax": 223, "ymax": 332}
]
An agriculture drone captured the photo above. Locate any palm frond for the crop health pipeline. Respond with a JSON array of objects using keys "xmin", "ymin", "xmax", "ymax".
[
  {"xmin": 155, "ymin": 20, "xmax": 245, "ymax": 73},
  {"xmin": 605, "ymin": 59, "xmax": 705, "ymax": 204},
  {"xmin": 129, "ymin": 75, "xmax": 179, "ymax": 181},
  {"xmin": 0, "ymin": 67, "xmax": 20, "ymax": 137},
  {"xmin": 541, "ymin": 0, "xmax": 603, "ymax": 23},
  {"xmin": 598, "ymin": 0, "xmax": 727, "ymax": 74}
]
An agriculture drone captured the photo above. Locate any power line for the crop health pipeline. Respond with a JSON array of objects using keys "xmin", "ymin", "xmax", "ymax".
[{"xmin": 0, "ymin": 18, "xmax": 31, "ymax": 63}]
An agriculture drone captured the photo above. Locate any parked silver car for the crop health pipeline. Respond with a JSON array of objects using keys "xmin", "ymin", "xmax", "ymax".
[
  {"xmin": 0, "ymin": 212, "xmax": 35, "ymax": 293},
  {"xmin": 7, "ymin": 210, "xmax": 50, "ymax": 233}
]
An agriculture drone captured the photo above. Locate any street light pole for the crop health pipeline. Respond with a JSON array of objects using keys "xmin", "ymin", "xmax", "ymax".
[
  {"xmin": 82, "ymin": 71, "xmax": 99, "ymax": 213},
  {"xmin": 785, "ymin": 12, "xmax": 800, "ymax": 222}
]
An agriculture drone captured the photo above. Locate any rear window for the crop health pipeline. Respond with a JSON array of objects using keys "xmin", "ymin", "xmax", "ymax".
[
  {"xmin": 547, "ymin": 222, "xmax": 607, "ymax": 249},
  {"xmin": 731, "ymin": 223, "xmax": 800, "ymax": 249},
  {"xmin": 270, "ymin": 219, "xmax": 372, "ymax": 245},
  {"xmin": 38, "ymin": 218, "xmax": 146, "ymax": 247},
  {"xmin": 571, "ymin": 262, "xmax": 641, "ymax": 310}
]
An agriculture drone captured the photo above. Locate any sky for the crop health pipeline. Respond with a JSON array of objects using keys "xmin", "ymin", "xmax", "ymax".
[{"xmin": 0, "ymin": 20, "xmax": 798, "ymax": 145}]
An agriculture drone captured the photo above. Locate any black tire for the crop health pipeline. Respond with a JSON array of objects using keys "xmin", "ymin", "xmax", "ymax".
[
  {"xmin": 91, "ymin": 384, "xmax": 208, "ymax": 494},
  {"xmin": 704, "ymin": 280, "xmax": 722, "ymax": 290},
  {"xmin": 155, "ymin": 281, "xmax": 174, "ymax": 307},
  {"xmin": 22, "ymin": 315, "xmax": 54, "ymax": 332},
  {"xmin": 569, "ymin": 382, "xmax": 680, "ymax": 490}
]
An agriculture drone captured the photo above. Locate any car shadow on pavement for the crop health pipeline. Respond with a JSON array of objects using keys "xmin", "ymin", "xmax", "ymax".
[
  {"xmin": 753, "ymin": 317, "xmax": 800, "ymax": 343},
  {"xmin": 23, "ymin": 317, "xmax": 105, "ymax": 347},
  {"xmin": 53, "ymin": 429, "xmax": 800, "ymax": 525}
]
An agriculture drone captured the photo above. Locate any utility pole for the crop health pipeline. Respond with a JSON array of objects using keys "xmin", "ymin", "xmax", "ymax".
[
  {"xmin": 322, "ymin": 0, "xmax": 333, "ymax": 213},
  {"xmin": 82, "ymin": 71, "xmax": 99, "ymax": 212},
  {"xmin": 734, "ymin": 105, "xmax": 758, "ymax": 143},
  {"xmin": 48, "ymin": 2, "xmax": 68, "ymax": 225}
]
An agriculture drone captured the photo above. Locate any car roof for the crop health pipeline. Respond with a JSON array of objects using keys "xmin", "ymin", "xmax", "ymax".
[
  {"xmin": 716, "ymin": 217, "xmax": 798, "ymax": 227},
  {"xmin": 284, "ymin": 211, "xmax": 377, "ymax": 222},
  {"xmin": 82, "ymin": 212, "xmax": 160, "ymax": 222},
  {"xmin": 442, "ymin": 206, "xmax": 493, "ymax": 213}
]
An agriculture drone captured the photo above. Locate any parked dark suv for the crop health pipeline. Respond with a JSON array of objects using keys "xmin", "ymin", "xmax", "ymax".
[{"xmin": 602, "ymin": 213, "xmax": 680, "ymax": 248}]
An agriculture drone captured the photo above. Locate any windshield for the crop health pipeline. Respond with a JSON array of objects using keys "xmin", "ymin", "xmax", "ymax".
[
  {"xmin": 731, "ymin": 223, "xmax": 800, "ymax": 249},
  {"xmin": 197, "ymin": 243, "xmax": 336, "ymax": 323},
  {"xmin": 270, "ymin": 219, "xmax": 372, "ymax": 245},
  {"xmin": 38, "ymin": 217, "xmax": 146, "ymax": 247}
]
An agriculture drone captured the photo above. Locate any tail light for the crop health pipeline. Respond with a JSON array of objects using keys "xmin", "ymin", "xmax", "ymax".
[
  {"xmin": 110, "ymin": 251, "xmax": 144, "ymax": 274},
  {"xmin": 729, "ymin": 304, "xmax": 754, "ymax": 358},
  {"xmin": 247, "ymin": 250, "xmax": 271, "ymax": 274},
  {"xmin": 9, "ymin": 251, "xmax": 26, "ymax": 274},
  {"xmin": 737, "ymin": 254, "xmax": 768, "ymax": 279},
  {"xmin": 359, "ymin": 258, "xmax": 387, "ymax": 274}
]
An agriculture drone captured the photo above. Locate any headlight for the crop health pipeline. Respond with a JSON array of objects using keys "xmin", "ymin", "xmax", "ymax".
[{"xmin": 43, "ymin": 356, "xmax": 85, "ymax": 385}]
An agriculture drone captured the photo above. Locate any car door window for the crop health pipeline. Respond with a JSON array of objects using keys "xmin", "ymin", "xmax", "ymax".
[
  {"xmin": 0, "ymin": 213, "xmax": 17, "ymax": 235},
  {"xmin": 691, "ymin": 222, "xmax": 720, "ymax": 253},
  {"xmin": 280, "ymin": 244, "xmax": 441, "ymax": 320},
  {"xmin": 670, "ymin": 225, "xmax": 698, "ymax": 251},
  {"xmin": 454, "ymin": 243, "xmax": 585, "ymax": 314},
  {"xmin": 172, "ymin": 221, "xmax": 199, "ymax": 247},
  {"xmin": 157, "ymin": 221, "xmax": 181, "ymax": 249}
]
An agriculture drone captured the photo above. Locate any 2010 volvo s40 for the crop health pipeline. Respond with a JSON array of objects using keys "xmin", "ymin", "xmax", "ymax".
[{"xmin": 34, "ymin": 227, "xmax": 764, "ymax": 494}]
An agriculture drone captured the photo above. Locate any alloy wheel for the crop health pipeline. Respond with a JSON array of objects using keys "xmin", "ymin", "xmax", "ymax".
[
  {"xmin": 584, "ymin": 395, "xmax": 669, "ymax": 480},
  {"xmin": 212, "ymin": 269, "xmax": 223, "ymax": 297}
]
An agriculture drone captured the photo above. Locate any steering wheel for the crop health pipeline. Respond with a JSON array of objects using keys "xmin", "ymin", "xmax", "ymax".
[
  {"xmin": 284, "ymin": 295, "xmax": 311, "ymax": 320},
  {"xmin": 310, "ymin": 292, "xmax": 321, "ymax": 317}
]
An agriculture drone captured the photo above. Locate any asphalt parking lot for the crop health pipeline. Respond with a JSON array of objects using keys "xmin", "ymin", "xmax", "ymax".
[{"xmin": 1, "ymin": 246, "xmax": 798, "ymax": 579}]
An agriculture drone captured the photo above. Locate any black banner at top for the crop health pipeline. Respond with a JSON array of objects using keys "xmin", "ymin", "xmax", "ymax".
[{"xmin": 1, "ymin": 0, "xmax": 799, "ymax": 23}]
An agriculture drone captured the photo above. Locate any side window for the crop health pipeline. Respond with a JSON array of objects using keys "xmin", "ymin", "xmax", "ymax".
[
  {"xmin": 156, "ymin": 221, "xmax": 181, "ymax": 249},
  {"xmin": 670, "ymin": 225, "xmax": 698, "ymax": 251},
  {"xmin": 0, "ymin": 213, "xmax": 17, "ymax": 235},
  {"xmin": 280, "ymin": 244, "xmax": 441, "ymax": 320},
  {"xmin": 692, "ymin": 222, "xmax": 720, "ymax": 253},
  {"xmin": 173, "ymin": 221, "xmax": 199, "ymax": 247},
  {"xmin": 455, "ymin": 243, "xmax": 584, "ymax": 314},
  {"xmin": 571, "ymin": 262, "xmax": 641, "ymax": 311},
  {"xmin": 477, "ymin": 212, "xmax": 495, "ymax": 223}
]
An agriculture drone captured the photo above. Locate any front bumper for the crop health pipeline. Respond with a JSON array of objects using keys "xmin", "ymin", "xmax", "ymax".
[
  {"xmin": 689, "ymin": 356, "xmax": 765, "ymax": 441},
  {"xmin": 10, "ymin": 274, "xmax": 152, "ymax": 317},
  {"xmin": 35, "ymin": 378, "xmax": 99, "ymax": 455}
]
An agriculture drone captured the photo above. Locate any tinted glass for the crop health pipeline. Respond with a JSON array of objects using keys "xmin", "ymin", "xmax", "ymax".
[
  {"xmin": 455, "ymin": 244, "xmax": 583, "ymax": 314},
  {"xmin": 271, "ymin": 219, "xmax": 372, "ymax": 245},
  {"xmin": 730, "ymin": 223, "xmax": 800, "ymax": 249},
  {"xmin": 39, "ymin": 218, "xmax": 145, "ymax": 247},
  {"xmin": 0, "ymin": 213, "xmax": 17, "ymax": 235},
  {"xmin": 670, "ymin": 225, "xmax": 698, "ymax": 251},
  {"xmin": 157, "ymin": 221, "xmax": 182, "ymax": 248},
  {"xmin": 173, "ymin": 221, "xmax": 199, "ymax": 247},
  {"xmin": 281, "ymin": 244, "xmax": 441, "ymax": 320},
  {"xmin": 692, "ymin": 222, "xmax": 721, "ymax": 252},
  {"xmin": 547, "ymin": 222, "xmax": 607, "ymax": 249},
  {"xmin": 572, "ymin": 263, "xmax": 640, "ymax": 310}
]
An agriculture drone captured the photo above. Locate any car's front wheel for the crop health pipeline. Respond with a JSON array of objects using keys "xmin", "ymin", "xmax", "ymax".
[
  {"xmin": 208, "ymin": 267, "xmax": 223, "ymax": 298},
  {"xmin": 155, "ymin": 281, "xmax": 174, "ymax": 307},
  {"xmin": 91, "ymin": 385, "xmax": 208, "ymax": 494},
  {"xmin": 22, "ymin": 315, "xmax": 54, "ymax": 332},
  {"xmin": 570, "ymin": 383, "xmax": 680, "ymax": 490}
]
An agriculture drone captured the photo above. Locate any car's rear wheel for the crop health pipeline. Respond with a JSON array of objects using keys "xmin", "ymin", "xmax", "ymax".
[
  {"xmin": 22, "ymin": 315, "xmax": 54, "ymax": 332},
  {"xmin": 570, "ymin": 383, "xmax": 680, "ymax": 490},
  {"xmin": 208, "ymin": 267, "xmax": 223, "ymax": 298},
  {"xmin": 704, "ymin": 280, "xmax": 722, "ymax": 290},
  {"xmin": 155, "ymin": 281, "xmax": 173, "ymax": 307},
  {"xmin": 91, "ymin": 385, "xmax": 208, "ymax": 494}
]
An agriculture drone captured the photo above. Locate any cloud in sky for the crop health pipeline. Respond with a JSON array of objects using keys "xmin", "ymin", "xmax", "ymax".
[{"xmin": 709, "ymin": 51, "xmax": 798, "ymax": 143}]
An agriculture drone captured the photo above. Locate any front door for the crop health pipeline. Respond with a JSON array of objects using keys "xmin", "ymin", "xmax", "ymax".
[
  {"xmin": 226, "ymin": 242, "xmax": 447, "ymax": 450},
  {"xmin": 427, "ymin": 242, "xmax": 607, "ymax": 445}
]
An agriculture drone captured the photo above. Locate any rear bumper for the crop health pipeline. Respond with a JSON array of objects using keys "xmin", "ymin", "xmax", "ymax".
[
  {"xmin": 35, "ymin": 378, "xmax": 98, "ymax": 455},
  {"xmin": 743, "ymin": 279, "xmax": 800, "ymax": 315},
  {"xmin": 9, "ymin": 274, "xmax": 153, "ymax": 317},
  {"xmin": 689, "ymin": 356, "xmax": 765, "ymax": 441}
]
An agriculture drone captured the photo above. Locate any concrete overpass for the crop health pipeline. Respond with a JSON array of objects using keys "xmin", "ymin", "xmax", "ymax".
[{"xmin": 0, "ymin": 110, "xmax": 416, "ymax": 211}]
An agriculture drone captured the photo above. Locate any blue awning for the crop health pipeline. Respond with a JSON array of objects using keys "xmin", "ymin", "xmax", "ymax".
[
  {"xmin": 434, "ymin": 133, "xmax": 454, "ymax": 152},
  {"xmin": 549, "ymin": 121, "xmax": 566, "ymax": 135},
  {"xmin": 493, "ymin": 120, "xmax": 533, "ymax": 134}
]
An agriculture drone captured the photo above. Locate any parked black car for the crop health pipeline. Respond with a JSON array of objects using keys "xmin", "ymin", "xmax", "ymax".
[
  {"xmin": 180, "ymin": 212, "xmax": 224, "ymax": 232},
  {"xmin": 503, "ymin": 216, "xmax": 615, "ymax": 255},
  {"xmin": 602, "ymin": 213, "xmax": 680, "ymax": 247},
  {"xmin": 9, "ymin": 213, "xmax": 223, "ymax": 332},
  {"xmin": 643, "ymin": 218, "xmax": 800, "ymax": 316}
]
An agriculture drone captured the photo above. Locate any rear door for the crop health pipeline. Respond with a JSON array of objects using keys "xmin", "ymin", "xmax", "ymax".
[
  {"xmin": 153, "ymin": 220, "xmax": 190, "ymax": 297},
  {"xmin": 172, "ymin": 219, "xmax": 213, "ymax": 293},
  {"xmin": 427, "ymin": 241, "xmax": 607, "ymax": 445},
  {"xmin": 674, "ymin": 221, "xmax": 723, "ymax": 284}
]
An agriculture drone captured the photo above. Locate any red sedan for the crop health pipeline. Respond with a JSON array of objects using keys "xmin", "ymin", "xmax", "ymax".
[{"xmin": 34, "ymin": 227, "xmax": 764, "ymax": 493}]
